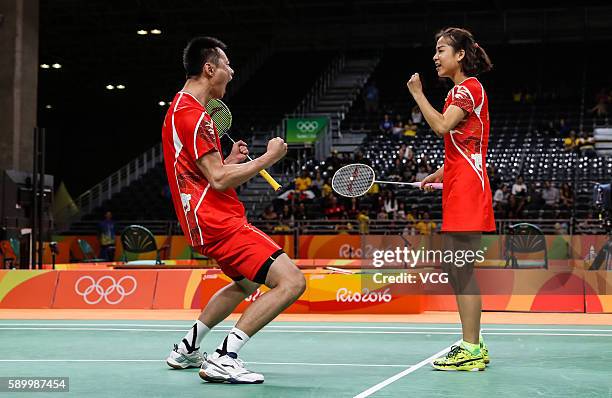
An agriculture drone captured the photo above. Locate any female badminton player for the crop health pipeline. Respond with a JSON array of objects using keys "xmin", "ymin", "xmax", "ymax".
[{"xmin": 407, "ymin": 27, "xmax": 495, "ymax": 371}]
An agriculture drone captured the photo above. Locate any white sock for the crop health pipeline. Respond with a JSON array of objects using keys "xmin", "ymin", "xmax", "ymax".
[
  {"xmin": 178, "ymin": 320, "xmax": 210, "ymax": 354},
  {"xmin": 215, "ymin": 327, "xmax": 250, "ymax": 358}
]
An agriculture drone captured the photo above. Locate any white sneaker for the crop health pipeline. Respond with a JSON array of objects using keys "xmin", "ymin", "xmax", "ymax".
[
  {"xmin": 166, "ymin": 344, "xmax": 204, "ymax": 369},
  {"xmin": 199, "ymin": 353, "xmax": 264, "ymax": 384}
]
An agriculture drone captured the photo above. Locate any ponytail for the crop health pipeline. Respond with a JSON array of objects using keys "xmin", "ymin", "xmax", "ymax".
[{"xmin": 435, "ymin": 27, "xmax": 493, "ymax": 76}]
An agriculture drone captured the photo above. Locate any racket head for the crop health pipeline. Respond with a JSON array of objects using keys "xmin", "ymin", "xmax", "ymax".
[
  {"xmin": 206, "ymin": 98, "xmax": 232, "ymax": 136},
  {"xmin": 331, "ymin": 163, "xmax": 375, "ymax": 198}
]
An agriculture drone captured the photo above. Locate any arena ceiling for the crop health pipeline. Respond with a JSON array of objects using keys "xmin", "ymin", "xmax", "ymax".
[{"xmin": 37, "ymin": 0, "xmax": 611, "ymax": 194}]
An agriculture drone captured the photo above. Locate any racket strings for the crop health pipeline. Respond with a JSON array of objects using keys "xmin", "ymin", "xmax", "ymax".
[
  {"xmin": 332, "ymin": 164, "xmax": 374, "ymax": 197},
  {"xmin": 207, "ymin": 99, "xmax": 233, "ymax": 135}
]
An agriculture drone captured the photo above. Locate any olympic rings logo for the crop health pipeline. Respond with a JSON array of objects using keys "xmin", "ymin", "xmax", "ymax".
[
  {"xmin": 74, "ymin": 275, "xmax": 138, "ymax": 305},
  {"xmin": 296, "ymin": 121, "xmax": 319, "ymax": 133}
]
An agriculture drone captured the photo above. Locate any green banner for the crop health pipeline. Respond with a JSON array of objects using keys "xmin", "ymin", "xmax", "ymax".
[{"xmin": 286, "ymin": 117, "xmax": 328, "ymax": 143}]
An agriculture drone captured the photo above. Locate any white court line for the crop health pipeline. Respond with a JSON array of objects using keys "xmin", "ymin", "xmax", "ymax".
[
  {"xmin": 0, "ymin": 327, "xmax": 611, "ymax": 337},
  {"xmin": 353, "ymin": 340, "xmax": 461, "ymax": 398},
  {"xmin": 1, "ymin": 323, "xmax": 611, "ymax": 333},
  {"xmin": 0, "ymin": 359, "xmax": 414, "ymax": 368},
  {"xmin": 1, "ymin": 322, "xmax": 611, "ymax": 332}
]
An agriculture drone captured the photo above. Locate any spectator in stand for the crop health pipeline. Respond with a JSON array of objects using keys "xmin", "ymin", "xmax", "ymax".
[
  {"xmin": 416, "ymin": 165, "xmax": 429, "ymax": 182},
  {"xmin": 402, "ymin": 120, "xmax": 418, "ymax": 137},
  {"xmin": 525, "ymin": 182, "xmax": 544, "ymax": 212},
  {"xmin": 419, "ymin": 154, "xmax": 433, "ymax": 173},
  {"xmin": 260, "ymin": 205, "xmax": 278, "ymax": 233},
  {"xmin": 260, "ymin": 205, "xmax": 277, "ymax": 221},
  {"xmin": 384, "ymin": 191, "xmax": 399, "ymax": 218},
  {"xmin": 379, "ymin": 114, "xmax": 393, "ymax": 134},
  {"xmin": 363, "ymin": 81, "xmax": 379, "ymax": 114},
  {"xmin": 392, "ymin": 120, "xmax": 404, "ymax": 137},
  {"xmin": 406, "ymin": 157, "xmax": 417, "ymax": 173},
  {"xmin": 487, "ymin": 165, "xmax": 501, "ymax": 192},
  {"xmin": 575, "ymin": 131, "xmax": 596, "ymax": 155},
  {"xmin": 493, "ymin": 184, "xmax": 508, "ymax": 211},
  {"xmin": 560, "ymin": 183, "xmax": 574, "ymax": 209},
  {"xmin": 98, "ymin": 211, "xmax": 116, "ymax": 261},
  {"xmin": 415, "ymin": 212, "xmax": 437, "ymax": 235},
  {"xmin": 294, "ymin": 170, "xmax": 315, "ymax": 199},
  {"xmin": 311, "ymin": 170, "xmax": 325, "ymax": 197},
  {"xmin": 279, "ymin": 204, "xmax": 293, "ymax": 223},
  {"xmin": 346, "ymin": 198, "xmax": 360, "ymax": 219},
  {"xmin": 326, "ymin": 150, "xmax": 342, "ymax": 170},
  {"xmin": 374, "ymin": 192, "xmax": 386, "ymax": 213},
  {"xmin": 367, "ymin": 182, "xmax": 380, "ymax": 195},
  {"xmin": 396, "ymin": 202, "xmax": 406, "ymax": 220},
  {"xmin": 554, "ymin": 222, "xmax": 568, "ymax": 235},
  {"xmin": 406, "ymin": 206, "xmax": 417, "ymax": 224},
  {"xmin": 402, "ymin": 166, "xmax": 416, "ymax": 183},
  {"xmin": 512, "ymin": 176, "xmax": 528, "ymax": 198},
  {"xmin": 389, "ymin": 159, "xmax": 404, "ymax": 181},
  {"xmin": 324, "ymin": 195, "xmax": 345, "ymax": 220},
  {"xmin": 563, "ymin": 130, "xmax": 577, "ymax": 151},
  {"xmin": 357, "ymin": 210, "xmax": 370, "ymax": 234},
  {"xmin": 293, "ymin": 203, "xmax": 308, "ymax": 221},
  {"xmin": 411, "ymin": 105, "xmax": 423, "ymax": 126},
  {"xmin": 376, "ymin": 208, "xmax": 388, "ymax": 221},
  {"xmin": 541, "ymin": 181, "xmax": 560, "ymax": 209},
  {"xmin": 398, "ymin": 144, "xmax": 414, "ymax": 160},
  {"xmin": 321, "ymin": 178, "xmax": 333, "ymax": 198}
]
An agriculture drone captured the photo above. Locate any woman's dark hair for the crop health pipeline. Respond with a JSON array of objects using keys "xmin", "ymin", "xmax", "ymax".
[
  {"xmin": 435, "ymin": 27, "xmax": 492, "ymax": 76},
  {"xmin": 183, "ymin": 36, "xmax": 227, "ymax": 78}
]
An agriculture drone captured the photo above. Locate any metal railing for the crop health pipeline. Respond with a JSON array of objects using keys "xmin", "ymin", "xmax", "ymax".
[
  {"xmin": 67, "ymin": 144, "xmax": 164, "ymax": 220},
  {"xmin": 63, "ymin": 218, "xmax": 606, "ymax": 237},
  {"xmin": 294, "ymin": 55, "xmax": 346, "ymax": 116}
]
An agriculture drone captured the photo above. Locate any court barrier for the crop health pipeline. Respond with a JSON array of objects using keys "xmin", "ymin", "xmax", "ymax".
[
  {"xmin": 1, "ymin": 268, "xmax": 611, "ymax": 313},
  {"xmin": 43, "ymin": 234, "xmax": 610, "ymax": 265}
]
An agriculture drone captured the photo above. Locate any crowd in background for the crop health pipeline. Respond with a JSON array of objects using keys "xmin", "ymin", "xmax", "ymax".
[{"xmin": 255, "ymin": 83, "xmax": 606, "ymax": 234}]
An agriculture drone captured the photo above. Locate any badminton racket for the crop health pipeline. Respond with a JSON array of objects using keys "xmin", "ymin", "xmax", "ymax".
[
  {"xmin": 331, "ymin": 163, "xmax": 443, "ymax": 198},
  {"xmin": 207, "ymin": 98, "xmax": 282, "ymax": 191}
]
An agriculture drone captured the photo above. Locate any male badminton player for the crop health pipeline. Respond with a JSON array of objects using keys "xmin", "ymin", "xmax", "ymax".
[
  {"xmin": 407, "ymin": 27, "xmax": 495, "ymax": 371},
  {"xmin": 161, "ymin": 36, "xmax": 305, "ymax": 384}
]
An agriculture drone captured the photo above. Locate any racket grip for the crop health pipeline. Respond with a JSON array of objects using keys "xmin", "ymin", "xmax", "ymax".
[{"xmin": 259, "ymin": 169, "xmax": 282, "ymax": 191}]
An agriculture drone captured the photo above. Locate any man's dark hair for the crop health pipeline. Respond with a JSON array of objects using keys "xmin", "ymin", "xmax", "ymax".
[{"xmin": 183, "ymin": 36, "xmax": 227, "ymax": 78}]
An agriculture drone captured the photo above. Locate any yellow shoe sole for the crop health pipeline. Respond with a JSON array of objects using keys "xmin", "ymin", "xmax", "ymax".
[{"xmin": 431, "ymin": 360, "xmax": 486, "ymax": 371}]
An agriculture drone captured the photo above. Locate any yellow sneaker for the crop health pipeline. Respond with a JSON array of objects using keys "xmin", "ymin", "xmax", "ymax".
[
  {"xmin": 431, "ymin": 345, "xmax": 485, "ymax": 371},
  {"xmin": 480, "ymin": 341, "xmax": 490, "ymax": 364}
]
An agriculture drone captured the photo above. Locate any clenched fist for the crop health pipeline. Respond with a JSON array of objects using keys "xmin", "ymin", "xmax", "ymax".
[
  {"xmin": 266, "ymin": 137, "xmax": 288, "ymax": 163},
  {"xmin": 407, "ymin": 73, "xmax": 423, "ymax": 97}
]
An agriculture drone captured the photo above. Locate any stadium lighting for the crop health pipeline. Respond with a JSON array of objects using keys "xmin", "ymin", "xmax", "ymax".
[
  {"xmin": 51, "ymin": 63, "xmax": 62, "ymax": 69},
  {"xmin": 106, "ymin": 84, "xmax": 115, "ymax": 90},
  {"xmin": 150, "ymin": 29, "xmax": 162, "ymax": 35},
  {"xmin": 116, "ymin": 84, "xmax": 125, "ymax": 89},
  {"xmin": 40, "ymin": 64, "xmax": 50, "ymax": 69},
  {"xmin": 45, "ymin": 104, "xmax": 52, "ymax": 109},
  {"xmin": 158, "ymin": 101, "xmax": 166, "ymax": 106},
  {"xmin": 137, "ymin": 29, "xmax": 148, "ymax": 35}
]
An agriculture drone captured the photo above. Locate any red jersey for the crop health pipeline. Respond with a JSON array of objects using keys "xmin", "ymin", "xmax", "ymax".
[
  {"xmin": 441, "ymin": 77, "xmax": 495, "ymax": 232},
  {"xmin": 162, "ymin": 91, "xmax": 246, "ymax": 246}
]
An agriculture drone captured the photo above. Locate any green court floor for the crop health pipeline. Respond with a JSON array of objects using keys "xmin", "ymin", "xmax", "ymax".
[{"xmin": 0, "ymin": 320, "xmax": 611, "ymax": 397}]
